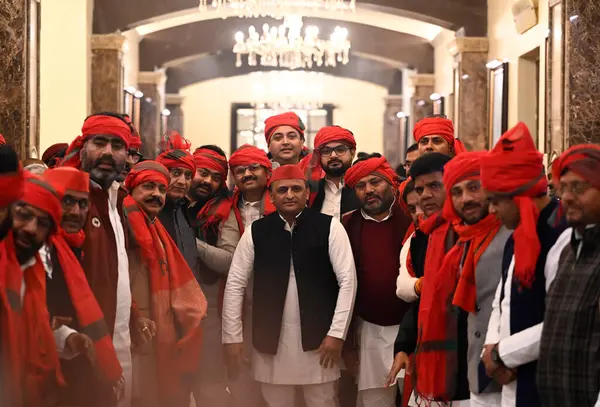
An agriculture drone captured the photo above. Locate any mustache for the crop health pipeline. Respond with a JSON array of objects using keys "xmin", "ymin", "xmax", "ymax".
[
  {"xmin": 327, "ymin": 159, "xmax": 342, "ymax": 166},
  {"xmin": 194, "ymin": 182, "xmax": 211, "ymax": 190},
  {"xmin": 144, "ymin": 196, "xmax": 164, "ymax": 206},
  {"xmin": 242, "ymin": 175, "xmax": 257, "ymax": 183},
  {"xmin": 93, "ymin": 155, "xmax": 116, "ymax": 170},
  {"xmin": 62, "ymin": 214, "xmax": 81, "ymax": 223},
  {"xmin": 462, "ymin": 202, "xmax": 482, "ymax": 211},
  {"xmin": 365, "ymin": 193, "xmax": 381, "ymax": 201}
]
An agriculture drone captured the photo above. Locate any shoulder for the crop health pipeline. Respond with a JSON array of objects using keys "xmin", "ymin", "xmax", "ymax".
[{"xmin": 341, "ymin": 208, "xmax": 360, "ymax": 226}]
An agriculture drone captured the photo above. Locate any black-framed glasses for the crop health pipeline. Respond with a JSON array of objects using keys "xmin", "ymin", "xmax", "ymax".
[
  {"xmin": 556, "ymin": 180, "xmax": 591, "ymax": 197},
  {"xmin": 319, "ymin": 145, "xmax": 350, "ymax": 157},
  {"xmin": 63, "ymin": 195, "xmax": 89, "ymax": 211},
  {"xmin": 233, "ymin": 163, "xmax": 263, "ymax": 177}
]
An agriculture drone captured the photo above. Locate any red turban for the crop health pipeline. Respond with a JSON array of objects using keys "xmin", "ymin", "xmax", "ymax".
[
  {"xmin": 268, "ymin": 164, "xmax": 307, "ymax": 186},
  {"xmin": 21, "ymin": 174, "xmax": 63, "ymax": 233},
  {"xmin": 0, "ymin": 134, "xmax": 5, "ymax": 145},
  {"xmin": 344, "ymin": 155, "xmax": 398, "ymax": 190},
  {"xmin": 442, "ymin": 151, "xmax": 487, "ymax": 222},
  {"xmin": 481, "ymin": 122, "xmax": 547, "ymax": 289},
  {"xmin": 157, "ymin": 150, "xmax": 196, "ymax": 174},
  {"xmin": 159, "ymin": 131, "xmax": 192, "ymax": 153},
  {"xmin": 313, "ymin": 126, "xmax": 356, "ymax": 150},
  {"xmin": 129, "ymin": 134, "xmax": 142, "ymax": 150},
  {"xmin": 551, "ymin": 144, "xmax": 600, "ymax": 190},
  {"xmin": 413, "ymin": 117, "xmax": 467, "ymax": 154},
  {"xmin": 124, "ymin": 161, "xmax": 170, "ymax": 192},
  {"xmin": 192, "ymin": 148, "xmax": 228, "ymax": 187},
  {"xmin": 0, "ymin": 168, "xmax": 24, "ymax": 208},
  {"xmin": 264, "ymin": 112, "xmax": 305, "ymax": 145},
  {"xmin": 43, "ymin": 167, "xmax": 90, "ymax": 196},
  {"xmin": 229, "ymin": 144, "xmax": 272, "ymax": 172}
]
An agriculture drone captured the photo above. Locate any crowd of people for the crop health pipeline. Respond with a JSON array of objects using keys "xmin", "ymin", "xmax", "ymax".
[{"xmin": 0, "ymin": 110, "xmax": 598, "ymax": 407}]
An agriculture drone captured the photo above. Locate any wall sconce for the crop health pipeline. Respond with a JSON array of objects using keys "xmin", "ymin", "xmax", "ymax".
[
  {"xmin": 486, "ymin": 59, "xmax": 504, "ymax": 70},
  {"xmin": 161, "ymin": 109, "xmax": 171, "ymax": 117},
  {"xmin": 396, "ymin": 111, "xmax": 406, "ymax": 119},
  {"xmin": 134, "ymin": 91, "xmax": 144, "ymax": 99},
  {"xmin": 430, "ymin": 93, "xmax": 441, "ymax": 101},
  {"xmin": 416, "ymin": 100, "xmax": 426, "ymax": 107}
]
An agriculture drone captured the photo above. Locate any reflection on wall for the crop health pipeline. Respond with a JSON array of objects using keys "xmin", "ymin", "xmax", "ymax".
[{"xmin": 180, "ymin": 72, "xmax": 387, "ymax": 156}]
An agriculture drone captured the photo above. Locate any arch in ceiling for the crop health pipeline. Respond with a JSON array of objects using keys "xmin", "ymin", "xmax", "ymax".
[
  {"xmin": 93, "ymin": 0, "xmax": 486, "ymax": 37},
  {"xmin": 139, "ymin": 18, "xmax": 433, "ymax": 72},
  {"xmin": 165, "ymin": 51, "xmax": 404, "ymax": 94}
]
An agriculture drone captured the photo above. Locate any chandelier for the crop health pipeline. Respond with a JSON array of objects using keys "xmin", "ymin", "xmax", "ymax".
[
  {"xmin": 199, "ymin": 0, "xmax": 355, "ymax": 18},
  {"xmin": 250, "ymin": 71, "xmax": 325, "ymax": 109},
  {"xmin": 233, "ymin": 15, "xmax": 350, "ymax": 69}
]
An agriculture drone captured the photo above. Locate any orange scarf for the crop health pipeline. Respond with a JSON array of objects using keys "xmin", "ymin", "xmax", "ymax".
[
  {"xmin": 0, "ymin": 233, "xmax": 63, "ymax": 407},
  {"xmin": 452, "ymin": 215, "xmax": 502, "ymax": 312},
  {"xmin": 124, "ymin": 196, "xmax": 207, "ymax": 404}
]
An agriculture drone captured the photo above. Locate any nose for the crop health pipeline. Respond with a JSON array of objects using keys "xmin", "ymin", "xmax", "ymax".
[
  {"xmin": 285, "ymin": 188, "xmax": 295, "ymax": 199},
  {"xmin": 70, "ymin": 203, "xmax": 81, "ymax": 217},
  {"xmin": 22, "ymin": 218, "xmax": 38, "ymax": 234},
  {"xmin": 364, "ymin": 183, "xmax": 375, "ymax": 194},
  {"xmin": 244, "ymin": 168, "xmax": 252, "ymax": 176}
]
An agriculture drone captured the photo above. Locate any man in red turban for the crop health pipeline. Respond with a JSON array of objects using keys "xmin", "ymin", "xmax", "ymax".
[
  {"xmin": 310, "ymin": 126, "xmax": 360, "ymax": 220},
  {"xmin": 264, "ymin": 111, "xmax": 306, "ymax": 167},
  {"xmin": 189, "ymin": 145, "xmax": 229, "ymax": 219},
  {"xmin": 341, "ymin": 154, "xmax": 411, "ymax": 406},
  {"xmin": 537, "ymin": 144, "xmax": 600, "ymax": 407},
  {"xmin": 42, "ymin": 143, "xmax": 69, "ymax": 169},
  {"xmin": 413, "ymin": 116, "xmax": 467, "ymax": 157},
  {"xmin": 0, "ymin": 144, "xmax": 24, "ymax": 239},
  {"xmin": 480, "ymin": 122, "xmax": 566, "ymax": 407},
  {"xmin": 223, "ymin": 164, "xmax": 357, "ymax": 407},
  {"xmin": 61, "ymin": 112, "xmax": 138, "ymax": 406},
  {"xmin": 41, "ymin": 167, "xmax": 125, "ymax": 407},
  {"xmin": 124, "ymin": 161, "xmax": 207, "ymax": 407}
]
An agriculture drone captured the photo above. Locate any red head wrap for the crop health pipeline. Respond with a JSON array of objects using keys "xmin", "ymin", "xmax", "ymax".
[
  {"xmin": 129, "ymin": 134, "xmax": 142, "ymax": 150},
  {"xmin": 551, "ymin": 144, "xmax": 600, "ymax": 190},
  {"xmin": 192, "ymin": 148, "xmax": 228, "ymax": 187},
  {"xmin": 41, "ymin": 143, "xmax": 69, "ymax": 168},
  {"xmin": 157, "ymin": 150, "xmax": 196, "ymax": 174},
  {"xmin": 124, "ymin": 161, "xmax": 170, "ymax": 192},
  {"xmin": 43, "ymin": 167, "xmax": 90, "ymax": 196},
  {"xmin": 344, "ymin": 155, "xmax": 398, "ymax": 190},
  {"xmin": 0, "ymin": 170, "xmax": 24, "ymax": 208},
  {"xmin": 313, "ymin": 126, "xmax": 357, "ymax": 150},
  {"xmin": 268, "ymin": 164, "xmax": 307, "ymax": 187},
  {"xmin": 159, "ymin": 131, "xmax": 192, "ymax": 153},
  {"xmin": 442, "ymin": 151, "xmax": 487, "ymax": 222},
  {"xmin": 481, "ymin": 122, "xmax": 547, "ymax": 289},
  {"xmin": 229, "ymin": 144, "xmax": 272, "ymax": 172},
  {"xmin": 0, "ymin": 134, "xmax": 5, "ymax": 145},
  {"xmin": 413, "ymin": 117, "xmax": 467, "ymax": 154},
  {"xmin": 21, "ymin": 174, "xmax": 63, "ymax": 233},
  {"xmin": 264, "ymin": 112, "xmax": 305, "ymax": 145}
]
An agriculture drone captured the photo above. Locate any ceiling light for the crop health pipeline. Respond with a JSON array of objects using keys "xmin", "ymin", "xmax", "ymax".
[
  {"xmin": 161, "ymin": 109, "xmax": 171, "ymax": 116},
  {"xmin": 200, "ymin": 0, "xmax": 355, "ymax": 18}
]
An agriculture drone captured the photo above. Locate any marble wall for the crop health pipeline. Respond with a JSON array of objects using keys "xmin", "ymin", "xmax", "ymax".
[
  {"xmin": 0, "ymin": 0, "xmax": 40, "ymax": 159},
  {"xmin": 138, "ymin": 70, "xmax": 166, "ymax": 159},
  {"xmin": 383, "ymin": 95, "xmax": 405, "ymax": 167},
  {"xmin": 452, "ymin": 37, "xmax": 489, "ymax": 151},
  {"xmin": 166, "ymin": 104, "xmax": 184, "ymax": 135},
  {"xmin": 410, "ymin": 74, "xmax": 435, "ymax": 129},
  {"xmin": 91, "ymin": 34, "xmax": 125, "ymax": 114}
]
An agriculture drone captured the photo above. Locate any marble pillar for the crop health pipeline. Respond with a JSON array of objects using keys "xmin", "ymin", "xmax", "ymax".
[
  {"xmin": 449, "ymin": 37, "xmax": 489, "ymax": 151},
  {"xmin": 138, "ymin": 70, "xmax": 167, "ymax": 159},
  {"xmin": 91, "ymin": 34, "xmax": 126, "ymax": 114},
  {"xmin": 0, "ymin": 0, "xmax": 40, "ymax": 159},
  {"xmin": 410, "ymin": 74, "xmax": 435, "ymax": 129},
  {"xmin": 383, "ymin": 95, "xmax": 405, "ymax": 167},
  {"xmin": 165, "ymin": 93, "xmax": 185, "ymax": 135},
  {"xmin": 548, "ymin": 0, "xmax": 600, "ymax": 153}
]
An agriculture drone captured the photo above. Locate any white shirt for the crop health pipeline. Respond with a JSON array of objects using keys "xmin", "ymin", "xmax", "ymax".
[
  {"xmin": 484, "ymin": 227, "xmax": 572, "ymax": 407},
  {"xmin": 222, "ymin": 215, "xmax": 357, "ymax": 385},
  {"xmin": 396, "ymin": 231, "xmax": 419, "ymax": 302},
  {"xmin": 320, "ymin": 178, "xmax": 344, "ymax": 220},
  {"xmin": 240, "ymin": 197, "xmax": 262, "ymax": 228}
]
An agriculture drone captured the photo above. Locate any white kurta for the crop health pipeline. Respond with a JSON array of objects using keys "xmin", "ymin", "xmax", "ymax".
[
  {"xmin": 222, "ymin": 215, "xmax": 357, "ymax": 385},
  {"xmin": 320, "ymin": 178, "xmax": 344, "ymax": 221},
  {"xmin": 484, "ymin": 227, "xmax": 572, "ymax": 407},
  {"xmin": 107, "ymin": 181, "xmax": 133, "ymax": 407}
]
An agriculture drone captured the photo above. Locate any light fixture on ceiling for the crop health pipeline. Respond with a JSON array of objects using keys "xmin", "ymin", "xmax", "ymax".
[
  {"xmin": 200, "ymin": 0, "xmax": 355, "ymax": 18},
  {"xmin": 250, "ymin": 70, "xmax": 326, "ymax": 109},
  {"xmin": 233, "ymin": 15, "xmax": 350, "ymax": 69}
]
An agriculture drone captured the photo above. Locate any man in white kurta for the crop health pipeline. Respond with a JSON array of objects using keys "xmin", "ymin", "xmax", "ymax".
[{"xmin": 222, "ymin": 164, "xmax": 357, "ymax": 407}]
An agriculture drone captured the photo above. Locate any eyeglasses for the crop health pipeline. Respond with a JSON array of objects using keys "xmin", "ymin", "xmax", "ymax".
[
  {"xmin": 63, "ymin": 195, "xmax": 89, "ymax": 211},
  {"xmin": 233, "ymin": 163, "xmax": 263, "ymax": 177},
  {"xmin": 319, "ymin": 145, "xmax": 350, "ymax": 157},
  {"xmin": 556, "ymin": 180, "xmax": 591, "ymax": 197},
  {"xmin": 128, "ymin": 150, "xmax": 143, "ymax": 164}
]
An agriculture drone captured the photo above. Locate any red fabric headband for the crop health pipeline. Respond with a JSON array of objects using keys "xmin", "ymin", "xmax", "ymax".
[
  {"xmin": 413, "ymin": 117, "xmax": 467, "ymax": 153},
  {"xmin": 41, "ymin": 143, "xmax": 69, "ymax": 164},
  {"xmin": 551, "ymin": 144, "xmax": 600, "ymax": 190},
  {"xmin": 442, "ymin": 152, "xmax": 486, "ymax": 222},
  {"xmin": 81, "ymin": 115, "xmax": 132, "ymax": 148},
  {"xmin": 193, "ymin": 148, "xmax": 228, "ymax": 186},
  {"xmin": 0, "ymin": 168, "xmax": 24, "ymax": 208},
  {"xmin": 264, "ymin": 112, "xmax": 305, "ymax": 145},
  {"xmin": 159, "ymin": 131, "xmax": 192, "ymax": 153},
  {"xmin": 157, "ymin": 150, "xmax": 196, "ymax": 174},
  {"xmin": 124, "ymin": 161, "xmax": 170, "ymax": 191},
  {"xmin": 229, "ymin": 144, "xmax": 272, "ymax": 172},
  {"xmin": 21, "ymin": 174, "xmax": 63, "ymax": 232},
  {"xmin": 268, "ymin": 164, "xmax": 306, "ymax": 186},
  {"xmin": 313, "ymin": 126, "xmax": 356, "ymax": 150},
  {"xmin": 345, "ymin": 156, "xmax": 398, "ymax": 189},
  {"xmin": 43, "ymin": 167, "xmax": 90, "ymax": 195}
]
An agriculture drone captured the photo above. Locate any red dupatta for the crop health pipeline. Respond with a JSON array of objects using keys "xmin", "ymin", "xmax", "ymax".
[{"xmin": 124, "ymin": 196, "xmax": 207, "ymax": 404}]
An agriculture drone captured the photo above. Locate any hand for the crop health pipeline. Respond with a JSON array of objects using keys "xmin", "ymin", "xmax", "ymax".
[
  {"xmin": 342, "ymin": 348, "xmax": 359, "ymax": 378},
  {"xmin": 66, "ymin": 333, "xmax": 95, "ymax": 366},
  {"xmin": 224, "ymin": 343, "xmax": 247, "ymax": 380},
  {"xmin": 136, "ymin": 317, "xmax": 157, "ymax": 345},
  {"xmin": 492, "ymin": 366, "xmax": 517, "ymax": 385},
  {"xmin": 318, "ymin": 336, "xmax": 344, "ymax": 369},
  {"xmin": 385, "ymin": 352, "xmax": 410, "ymax": 388},
  {"xmin": 482, "ymin": 344, "xmax": 499, "ymax": 377},
  {"xmin": 51, "ymin": 316, "xmax": 73, "ymax": 330}
]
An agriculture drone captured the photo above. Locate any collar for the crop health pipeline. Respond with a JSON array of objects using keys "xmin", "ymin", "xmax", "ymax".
[
  {"xmin": 325, "ymin": 177, "xmax": 344, "ymax": 190},
  {"xmin": 360, "ymin": 197, "xmax": 396, "ymax": 223},
  {"xmin": 20, "ymin": 255, "xmax": 37, "ymax": 270},
  {"xmin": 242, "ymin": 196, "xmax": 262, "ymax": 207},
  {"xmin": 278, "ymin": 210, "xmax": 304, "ymax": 229}
]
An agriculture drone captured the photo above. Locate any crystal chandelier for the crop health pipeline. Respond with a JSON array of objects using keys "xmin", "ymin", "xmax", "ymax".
[
  {"xmin": 199, "ymin": 0, "xmax": 355, "ymax": 18},
  {"xmin": 233, "ymin": 15, "xmax": 350, "ymax": 70},
  {"xmin": 250, "ymin": 71, "xmax": 325, "ymax": 109}
]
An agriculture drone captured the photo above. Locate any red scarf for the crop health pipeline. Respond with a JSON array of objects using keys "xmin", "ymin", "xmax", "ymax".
[
  {"xmin": 124, "ymin": 196, "xmax": 207, "ymax": 403},
  {"xmin": 51, "ymin": 235, "xmax": 122, "ymax": 382},
  {"xmin": 0, "ymin": 233, "xmax": 63, "ymax": 407}
]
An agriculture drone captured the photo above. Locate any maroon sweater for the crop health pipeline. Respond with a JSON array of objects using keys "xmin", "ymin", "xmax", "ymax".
[{"xmin": 343, "ymin": 203, "xmax": 412, "ymax": 326}]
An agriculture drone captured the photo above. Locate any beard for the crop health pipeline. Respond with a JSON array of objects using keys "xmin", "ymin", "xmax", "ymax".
[
  {"xmin": 323, "ymin": 159, "xmax": 351, "ymax": 178},
  {"xmin": 189, "ymin": 181, "xmax": 216, "ymax": 202},
  {"xmin": 13, "ymin": 229, "xmax": 44, "ymax": 265},
  {"xmin": 363, "ymin": 191, "xmax": 395, "ymax": 217},
  {"xmin": 82, "ymin": 151, "xmax": 125, "ymax": 189}
]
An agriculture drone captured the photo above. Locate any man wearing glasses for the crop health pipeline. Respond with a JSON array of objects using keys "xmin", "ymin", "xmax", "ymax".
[{"xmin": 310, "ymin": 126, "xmax": 361, "ymax": 220}]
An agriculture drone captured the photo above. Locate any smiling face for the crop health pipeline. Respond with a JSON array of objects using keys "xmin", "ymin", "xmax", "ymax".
[
  {"xmin": 318, "ymin": 141, "xmax": 355, "ymax": 178},
  {"xmin": 61, "ymin": 190, "xmax": 90, "ymax": 234},
  {"xmin": 167, "ymin": 166, "xmax": 193, "ymax": 201},
  {"xmin": 354, "ymin": 174, "xmax": 395, "ymax": 218},
  {"xmin": 232, "ymin": 163, "xmax": 269, "ymax": 196},
  {"xmin": 131, "ymin": 181, "xmax": 167, "ymax": 219},
  {"xmin": 414, "ymin": 172, "xmax": 446, "ymax": 217},
  {"xmin": 81, "ymin": 135, "xmax": 127, "ymax": 189},
  {"xmin": 268, "ymin": 125, "xmax": 304, "ymax": 165},
  {"xmin": 11, "ymin": 203, "xmax": 53, "ymax": 264},
  {"xmin": 269, "ymin": 179, "xmax": 309, "ymax": 219},
  {"xmin": 450, "ymin": 179, "xmax": 488, "ymax": 225},
  {"xmin": 557, "ymin": 170, "xmax": 600, "ymax": 230}
]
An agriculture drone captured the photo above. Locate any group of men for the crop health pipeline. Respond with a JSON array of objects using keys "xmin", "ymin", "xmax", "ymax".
[{"xmin": 0, "ymin": 109, "xmax": 598, "ymax": 407}]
